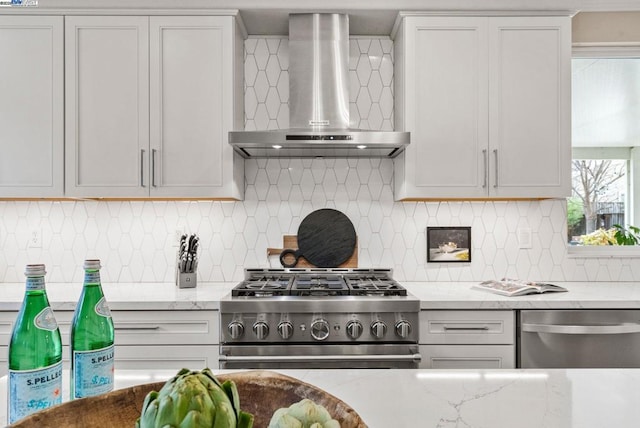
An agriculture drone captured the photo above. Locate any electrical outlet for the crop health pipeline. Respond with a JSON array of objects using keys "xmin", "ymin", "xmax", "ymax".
[
  {"xmin": 29, "ymin": 228, "xmax": 42, "ymax": 248},
  {"xmin": 517, "ymin": 228, "xmax": 532, "ymax": 249}
]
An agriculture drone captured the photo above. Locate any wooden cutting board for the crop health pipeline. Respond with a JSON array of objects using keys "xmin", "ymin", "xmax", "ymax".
[
  {"xmin": 268, "ymin": 235, "xmax": 358, "ymax": 268},
  {"xmin": 8, "ymin": 371, "xmax": 367, "ymax": 428}
]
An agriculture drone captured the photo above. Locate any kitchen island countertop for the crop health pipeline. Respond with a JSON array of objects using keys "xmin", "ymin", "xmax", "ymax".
[
  {"xmin": 1, "ymin": 368, "xmax": 640, "ymax": 427},
  {"xmin": 3, "ymin": 280, "xmax": 640, "ymax": 311}
]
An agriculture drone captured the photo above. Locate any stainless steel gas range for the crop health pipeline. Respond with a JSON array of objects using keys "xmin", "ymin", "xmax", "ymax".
[{"xmin": 219, "ymin": 268, "xmax": 421, "ymax": 369}]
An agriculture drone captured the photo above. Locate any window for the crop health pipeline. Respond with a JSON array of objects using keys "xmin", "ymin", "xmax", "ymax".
[{"xmin": 570, "ymin": 52, "xmax": 640, "ymax": 246}]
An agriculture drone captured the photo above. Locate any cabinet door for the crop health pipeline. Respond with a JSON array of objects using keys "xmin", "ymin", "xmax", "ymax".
[
  {"xmin": 395, "ymin": 17, "xmax": 489, "ymax": 200},
  {"xmin": 65, "ymin": 16, "xmax": 150, "ymax": 197},
  {"xmin": 488, "ymin": 16, "xmax": 571, "ymax": 198},
  {"xmin": 0, "ymin": 16, "xmax": 63, "ymax": 197},
  {"xmin": 149, "ymin": 16, "xmax": 242, "ymax": 198}
]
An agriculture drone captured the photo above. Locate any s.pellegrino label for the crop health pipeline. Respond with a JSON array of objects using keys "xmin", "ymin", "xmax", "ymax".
[
  {"xmin": 8, "ymin": 362, "xmax": 63, "ymax": 424},
  {"xmin": 34, "ymin": 307, "xmax": 59, "ymax": 331},
  {"xmin": 95, "ymin": 296, "xmax": 112, "ymax": 318},
  {"xmin": 84, "ymin": 270, "xmax": 100, "ymax": 284},
  {"xmin": 25, "ymin": 276, "xmax": 45, "ymax": 291},
  {"xmin": 73, "ymin": 345, "xmax": 115, "ymax": 398}
]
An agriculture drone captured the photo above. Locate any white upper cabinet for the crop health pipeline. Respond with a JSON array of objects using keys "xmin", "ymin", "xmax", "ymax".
[
  {"xmin": 394, "ymin": 15, "xmax": 571, "ymax": 200},
  {"xmin": 0, "ymin": 16, "xmax": 64, "ymax": 197},
  {"xmin": 65, "ymin": 15, "xmax": 244, "ymax": 199}
]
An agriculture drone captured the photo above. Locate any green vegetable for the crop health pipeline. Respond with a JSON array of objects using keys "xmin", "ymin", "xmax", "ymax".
[
  {"xmin": 268, "ymin": 399, "xmax": 340, "ymax": 428},
  {"xmin": 135, "ymin": 368, "xmax": 254, "ymax": 428}
]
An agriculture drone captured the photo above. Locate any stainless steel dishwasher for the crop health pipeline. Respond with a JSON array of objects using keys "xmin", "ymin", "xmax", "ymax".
[{"xmin": 519, "ymin": 310, "xmax": 640, "ymax": 368}]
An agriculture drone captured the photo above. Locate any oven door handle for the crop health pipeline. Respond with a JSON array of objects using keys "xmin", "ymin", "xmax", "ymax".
[{"xmin": 219, "ymin": 354, "xmax": 422, "ymax": 363}]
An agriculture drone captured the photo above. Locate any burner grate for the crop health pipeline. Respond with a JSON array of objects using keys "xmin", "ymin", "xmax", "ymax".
[
  {"xmin": 346, "ymin": 275, "xmax": 407, "ymax": 296},
  {"xmin": 232, "ymin": 275, "xmax": 293, "ymax": 297},
  {"xmin": 232, "ymin": 268, "xmax": 407, "ymax": 297},
  {"xmin": 291, "ymin": 275, "xmax": 350, "ymax": 296}
]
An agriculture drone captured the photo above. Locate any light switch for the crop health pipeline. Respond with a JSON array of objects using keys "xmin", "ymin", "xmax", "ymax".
[{"xmin": 517, "ymin": 228, "xmax": 532, "ymax": 249}]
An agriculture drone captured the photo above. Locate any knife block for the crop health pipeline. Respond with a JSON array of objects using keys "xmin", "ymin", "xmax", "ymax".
[
  {"xmin": 176, "ymin": 272, "xmax": 197, "ymax": 288},
  {"xmin": 175, "ymin": 247, "xmax": 197, "ymax": 288}
]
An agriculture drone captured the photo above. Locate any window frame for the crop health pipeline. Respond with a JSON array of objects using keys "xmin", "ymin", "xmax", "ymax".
[{"xmin": 568, "ymin": 45, "xmax": 640, "ymax": 258}]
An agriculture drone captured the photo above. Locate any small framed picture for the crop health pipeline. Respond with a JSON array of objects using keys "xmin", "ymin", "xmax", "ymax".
[{"xmin": 427, "ymin": 226, "xmax": 471, "ymax": 263}]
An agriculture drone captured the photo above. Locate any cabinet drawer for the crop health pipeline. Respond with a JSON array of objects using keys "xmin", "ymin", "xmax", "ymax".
[
  {"xmin": 56, "ymin": 310, "xmax": 219, "ymax": 346},
  {"xmin": 420, "ymin": 310, "xmax": 514, "ymax": 344},
  {"xmin": 419, "ymin": 344, "xmax": 515, "ymax": 369}
]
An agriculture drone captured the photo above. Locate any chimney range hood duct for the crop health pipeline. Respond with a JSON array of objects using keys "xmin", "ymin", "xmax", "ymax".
[{"xmin": 229, "ymin": 13, "xmax": 409, "ymax": 158}]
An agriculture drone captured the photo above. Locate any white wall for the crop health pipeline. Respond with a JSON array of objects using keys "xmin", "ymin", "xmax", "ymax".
[{"xmin": 0, "ymin": 36, "xmax": 634, "ymax": 284}]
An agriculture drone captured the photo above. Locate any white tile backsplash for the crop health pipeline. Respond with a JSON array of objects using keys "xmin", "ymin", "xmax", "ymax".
[{"xmin": 0, "ymin": 37, "xmax": 635, "ymax": 284}]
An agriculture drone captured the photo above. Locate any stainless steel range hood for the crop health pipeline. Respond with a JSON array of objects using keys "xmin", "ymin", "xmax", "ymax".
[{"xmin": 229, "ymin": 13, "xmax": 409, "ymax": 158}]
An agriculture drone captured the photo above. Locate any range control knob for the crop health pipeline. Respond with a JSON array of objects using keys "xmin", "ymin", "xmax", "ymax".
[
  {"xmin": 310, "ymin": 319, "xmax": 330, "ymax": 341},
  {"xmin": 346, "ymin": 320, "xmax": 363, "ymax": 339},
  {"xmin": 227, "ymin": 321, "xmax": 244, "ymax": 340},
  {"xmin": 253, "ymin": 321, "xmax": 269, "ymax": 340},
  {"xmin": 371, "ymin": 321, "xmax": 387, "ymax": 339},
  {"xmin": 395, "ymin": 320, "xmax": 412, "ymax": 339},
  {"xmin": 277, "ymin": 321, "xmax": 294, "ymax": 340}
]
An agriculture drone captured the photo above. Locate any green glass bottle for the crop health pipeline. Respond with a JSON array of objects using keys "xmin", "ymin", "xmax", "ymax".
[
  {"xmin": 8, "ymin": 264, "xmax": 63, "ymax": 424},
  {"xmin": 70, "ymin": 259, "xmax": 115, "ymax": 399}
]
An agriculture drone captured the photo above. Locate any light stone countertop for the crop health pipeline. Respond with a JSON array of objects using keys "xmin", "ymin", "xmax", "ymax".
[
  {"xmin": 0, "ymin": 282, "xmax": 235, "ymax": 311},
  {"xmin": 2, "ymin": 368, "xmax": 640, "ymax": 427},
  {"xmin": 3, "ymin": 281, "xmax": 640, "ymax": 311}
]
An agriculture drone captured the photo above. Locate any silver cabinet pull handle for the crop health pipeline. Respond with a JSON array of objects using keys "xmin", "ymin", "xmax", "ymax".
[
  {"xmin": 443, "ymin": 326, "xmax": 490, "ymax": 331},
  {"xmin": 522, "ymin": 323, "xmax": 640, "ymax": 335},
  {"xmin": 140, "ymin": 149, "xmax": 145, "ymax": 187},
  {"xmin": 493, "ymin": 149, "xmax": 498, "ymax": 188},
  {"xmin": 115, "ymin": 324, "xmax": 161, "ymax": 331},
  {"xmin": 151, "ymin": 148, "xmax": 157, "ymax": 187},
  {"xmin": 482, "ymin": 149, "xmax": 488, "ymax": 188}
]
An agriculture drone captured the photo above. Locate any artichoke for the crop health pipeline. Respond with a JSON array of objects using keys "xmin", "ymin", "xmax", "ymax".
[
  {"xmin": 268, "ymin": 399, "xmax": 340, "ymax": 428},
  {"xmin": 135, "ymin": 368, "xmax": 254, "ymax": 428}
]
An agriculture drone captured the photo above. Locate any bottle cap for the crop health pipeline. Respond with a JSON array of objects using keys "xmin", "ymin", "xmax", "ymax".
[
  {"xmin": 24, "ymin": 264, "xmax": 46, "ymax": 276},
  {"xmin": 83, "ymin": 259, "xmax": 101, "ymax": 270}
]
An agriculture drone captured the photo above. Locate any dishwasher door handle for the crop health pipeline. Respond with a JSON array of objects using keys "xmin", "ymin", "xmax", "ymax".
[{"xmin": 522, "ymin": 322, "xmax": 640, "ymax": 335}]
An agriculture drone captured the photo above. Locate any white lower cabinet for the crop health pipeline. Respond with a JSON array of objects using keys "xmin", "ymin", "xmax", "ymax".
[
  {"xmin": 419, "ymin": 310, "xmax": 515, "ymax": 369},
  {"xmin": 0, "ymin": 309, "xmax": 220, "ymax": 376}
]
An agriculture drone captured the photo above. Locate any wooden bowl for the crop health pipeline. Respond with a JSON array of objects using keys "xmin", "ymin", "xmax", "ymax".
[{"xmin": 9, "ymin": 371, "xmax": 367, "ymax": 428}]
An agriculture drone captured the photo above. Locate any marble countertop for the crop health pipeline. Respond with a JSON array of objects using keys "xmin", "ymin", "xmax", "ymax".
[
  {"xmin": 2, "ymin": 280, "xmax": 640, "ymax": 311},
  {"xmin": 2, "ymin": 368, "xmax": 640, "ymax": 427}
]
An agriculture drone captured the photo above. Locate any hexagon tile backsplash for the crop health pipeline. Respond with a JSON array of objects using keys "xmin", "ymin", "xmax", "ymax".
[{"xmin": 0, "ymin": 37, "xmax": 634, "ymax": 283}]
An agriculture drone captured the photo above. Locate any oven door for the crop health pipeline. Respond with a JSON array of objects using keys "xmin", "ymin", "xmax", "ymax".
[{"xmin": 220, "ymin": 344, "xmax": 421, "ymax": 369}]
